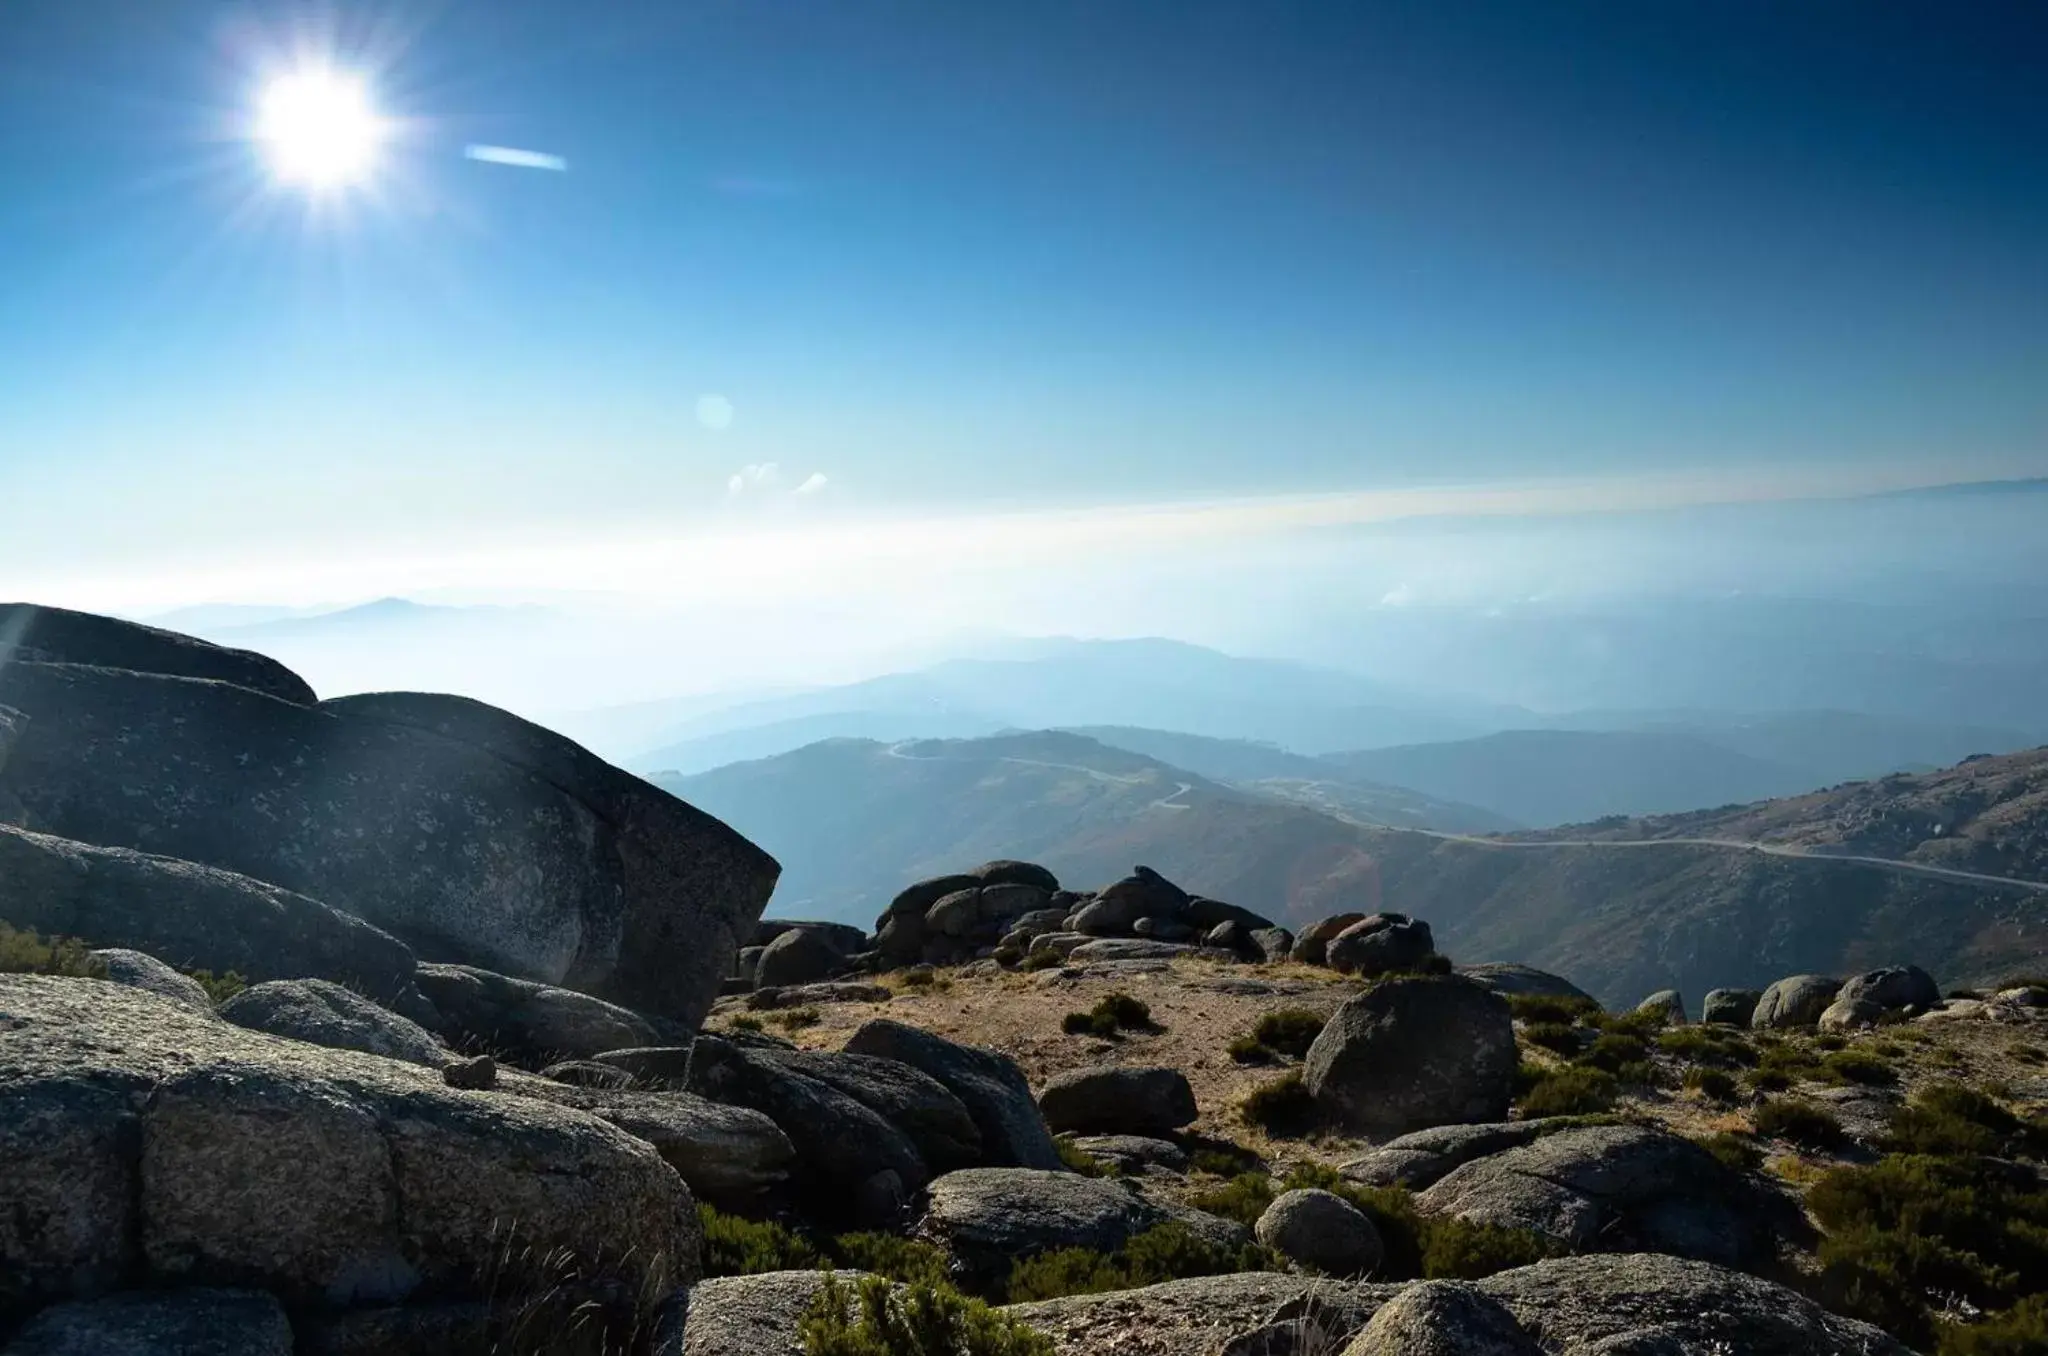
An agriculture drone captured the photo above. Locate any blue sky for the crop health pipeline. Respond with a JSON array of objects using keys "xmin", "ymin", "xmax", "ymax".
[{"xmin": 3, "ymin": 1, "xmax": 2044, "ymax": 606}]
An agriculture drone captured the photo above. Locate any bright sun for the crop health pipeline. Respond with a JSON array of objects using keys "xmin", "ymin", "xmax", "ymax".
[{"xmin": 256, "ymin": 69, "xmax": 386, "ymax": 189}]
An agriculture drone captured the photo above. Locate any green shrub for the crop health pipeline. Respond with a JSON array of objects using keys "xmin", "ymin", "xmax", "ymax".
[
  {"xmin": 1189, "ymin": 1146, "xmax": 1260, "ymax": 1179},
  {"xmin": 1002, "ymin": 1224, "xmax": 1274, "ymax": 1302},
  {"xmin": 830, "ymin": 1232, "xmax": 951, "ymax": 1288},
  {"xmin": 1187, "ymin": 1172, "xmax": 1276, "ymax": 1226},
  {"xmin": 1589, "ymin": 1007, "xmax": 1665, "ymax": 1037},
  {"xmin": 774, "ymin": 1006, "xmax": 823, "ymax": 1031},
  {"xmin": 1574, "ymin": 1032, "xmax": 1651, "ymax": 1074},
  {"xmin": 1746, "ymin": 1067, "xmax": 1794, "ymax": 1093},
  {"xmin": 802, "ymin": 1273, "xmax": 1053, "ymax": 1356},
  {"xmin": 1753, "ymin": 1098, "xmax": 1845, "ymax": 1150},
  {"xmin": 727, "ymin": 1014, "xmax": 766, "ymax": 1033},
  {"xmin": 900, "ymin": 966, "xmax": 938, "ymax": 987},
  {"xmin": 1683, "ymin": 1067, "xmax": 1739, "ymax": 1102},
  {"xmin": 1695, "ymin": 1131, "xmax": 1763, "ymax": 1173},
  {"xmin": 1808, "ymin": 1154, "xmax": 2048, "ymax": 1350},
  {"xmin": 1520, "ymin": 1022, "xmax": 1581, "ymax": 1055},
  {"xmin": 1054, "ymin": 1139, "xmax": 1111, "ymax": 1178},
  {"xmin": 1277, "ymin": 1164, "xmax": 1559, "ymax": 1280},
  {"xmin": 1226, "ymin": 1033, "xmax": 1274, "ymax": 1065},
  {"xmin": 1814, "ymin": 1033, "xmax": 1848, "ymax": 1051},
  {"xmin": 0, "ymin": 922, "xmax": 106, "ymax": 979},
  {"xmin": 1884, "ymin": 1083, "xmax": 2042, "ymax": 1158},
  {"xmin": 185, "ymin": 969, "xmax": 247, "ymax": 1004},
  {"xmin": 1414, "ymin": 952, "xmax": 1454, "ymax": 976},
  {"xmin": 701, "ymin": 1206, "xmax": 820, "ymax": 1276},
  {"xmin": 1507, "ymin": 993, "xmax": 1600, "ymax": 1026},
  {"xmin": 1240, "ymin": 1070, "xmax": 1319, "ymax": 1137},
  {"xmin": 700, "ymin": 1206, "xmax": 949, "ymax": 1288},
  {"xmin": 990, "ymin": 945, "xmax": 1023, "ymax": 967},
  {"xmin": 1062, "ymin": 993, "xmax": 1153, "ymax": 1038},
  {"xmin": 1020, "ymin": 951, "xmax": 1063, "ymax": 973},
  {"xmin": 1516, "ymin": 1066, "xmax": 1617, "ymax": 1117},
  {"xmin": 1656, "ymin": 1026, "xmax": 1758, "ymax": 1068},
  {"xmin": 1940, "ymin": 1294, "xmax": 2048, "ymax": 1355},
  {"xmin": 1250, "ymin": 1008, "xmax": 1326, "ymax": 1057},
  {"xmin": 1822, "ymin": 1049, "xmax": 1899, "ymax": 1087}
]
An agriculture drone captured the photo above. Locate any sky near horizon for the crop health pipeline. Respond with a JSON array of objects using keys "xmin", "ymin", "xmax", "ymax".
[{"xmin": 3, "ymin": 1, "xmax": 2045, "ymax": 610}]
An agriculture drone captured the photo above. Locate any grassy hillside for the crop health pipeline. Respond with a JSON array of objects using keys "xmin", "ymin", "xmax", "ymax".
[
  {"xmin": 1323, "ymin": 729, "xmax": 1817, "ymax": 827},
  {"xmin": 1355, "ymin": 829, "xmax": 2046, "ymax": 1007},
  {"xmin": 663, "ymin": 733, "xmax": 2048, "ymax": 1006},
  {"xmin": 1521, "ymin": 745, "xmax": 2048, "ymax": 881},
  {"xmin": 661, "ymin": 731, "xmax": 1393, "ymax": 926}
]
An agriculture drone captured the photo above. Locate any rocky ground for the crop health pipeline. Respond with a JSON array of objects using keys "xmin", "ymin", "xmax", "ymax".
[{"xmin": 6, "ymin": 604, "xmax": 2047, "ymax": 1356}]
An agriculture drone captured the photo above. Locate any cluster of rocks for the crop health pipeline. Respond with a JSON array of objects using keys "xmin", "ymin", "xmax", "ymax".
[
  {"xmin": 1640, "ymin": 962, "xmax": 2046, "ymax": 1030},
  {"xmin": 720, "ymin": 859, "xmax": 1469, "ymax": 1001}
]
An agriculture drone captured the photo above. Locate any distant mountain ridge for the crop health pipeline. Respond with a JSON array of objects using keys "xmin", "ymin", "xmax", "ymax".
[{"xmin": 666, "ymin": 732, "xmax": 2048, "ymax": 1006}]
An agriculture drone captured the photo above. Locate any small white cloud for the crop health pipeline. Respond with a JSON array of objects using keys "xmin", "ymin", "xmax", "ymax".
[
  {"xmin": 464, "ymin": 144, "xmax": 569, "ymax": 172},
  {"xmin": 794, "ymin": 473, "xmax": 829, "ymax": 495},
  {"xmin": 725, "ymin": 463, "xmax": 784, "ymax": 497},
  {"xmin": 696, "ymin": 394, "xmax": 736, "ymax": 431}
]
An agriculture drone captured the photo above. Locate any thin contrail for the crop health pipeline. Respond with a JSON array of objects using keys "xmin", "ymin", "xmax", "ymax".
[{"xmin": 463, "ymin": 144, "xmax": 568, "ymax": 172}]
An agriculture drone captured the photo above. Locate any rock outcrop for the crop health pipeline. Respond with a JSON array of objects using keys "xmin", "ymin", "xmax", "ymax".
[
  {"xmin": 842, "ymin": 1019, "xmax": 1062, "ymax": 1171},
  {"xmin": 87, "ymin": 948, "xmax": 214, "ymax": 1015},
  {"xmin": 1, "ymin": 825, "xmax": 418, "ymax": 1005},
  {"xmin": 217, "ymin": 980, "xmax": 448, "ymax": 1068},
  {"xmin": 1304, "ymin": 977, "xmax": 1517, "ymax": 1138},
  {"xmin": 1752, "ymin": 974, "xmax": 1840, "ymax": 1029},
  {"xmin": 410, "ymin": 963, "xmax": 662, "ymax": 1062},
  {"xmin": 0, "ymin": 974, "xmax": 695, "ymax": 1333},
  {"xmin": 0, "ymin": 635, "xmax": 778, "ymax": 1027},
  {"xmin": 1036, "ymin": 1066, "xmax": 1197, "ymax": 1137},
  {"xmin": 1412, "ymin": 1124, "xmax": 1783, "ymax": 1270},
  {"xmin": 1255, "ymin": 1189, "xmax": 1382, "ymax": 1277},
  {"xmin": 916, "ymin": 1168, "xmax": 1248, "ymax": 1290}
]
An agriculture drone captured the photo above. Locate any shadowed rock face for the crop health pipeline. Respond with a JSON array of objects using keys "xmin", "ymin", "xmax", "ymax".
[
  {"xmin": 1, "ymin": 824, "xmax": 419, "ymax": 1005},
  {"xmin": 0, "ymin": 652, "xmax": 779, "ymax": 1026},
  {"xmin": 0, "ymin": 602, "xmax": 316, "ymax": 705}
]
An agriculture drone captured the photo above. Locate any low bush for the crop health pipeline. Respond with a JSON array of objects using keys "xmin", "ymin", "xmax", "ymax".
[
  {"xmin": 1507, "ymin": 993, "xmax": 1600, "ymax": 1026},
  {"xmin": 1240, "ymin": 1070, "xmax": 1319, "ymax": 1137},
  {"xmin": 1019, "ymin": 952, "xmax": 1063, "ymax": 973},
  {"xmin": 1657, "ymin": 1025, "xmax": 1758, "ymax": 1068},
  {"xmin": 1054, "ymin": 1139, "xmax": 1111, "ymax": 1178},
  {"xmin": 1683, "ymin": 1067, "xmax": 1739, "ymax": 1102},
  {"xmin": 802, "ymin": 1273, "xmax": 1052, "ymax": 1356},
  {"xmin": 1695, "ymin": 1131, "xmax": 1763, "ymax": 1173},
  {"xmin": 1517, "ymin": 1066, "xmax": 1617, "ymax": 1117},
  {"xmin": 1520, "ymin": 1022, "xmax": 1581, "ymax": 1055},
  {"xmin": 1250, "ymin": 1008, "xmax": 1326, "ymax": 1057},
  {"xmin": 185, "ymin": 968, "xmax": 247, "ymax": 1003},
  {"xmin": 0, "ymin": 922, "xmax": 106, "ymax": 979},
  {"xmin": 1225, "ymin": 1033, "xmax": 1273, "ymax": 1065},
  {"xmin": 1589, "ymin": 1007, "xmax": 1666, "ymax": 1037},
  {"xmin": 1808, "ymin": 1153, "xmax": 2048, "ymax": 1351},
  {"xmin": 1884, "ymin": 1083, "xmax": 2044, "ymax": 1159},
  {"xmin": 1003, "ymin": 1224, "xmax": 1274, "ymax": 1302},
  {"xmin": 700, "ymin": 1205, "xmax": 950, "ymax": 1287},
  {"xmin": 1940, "ymin": 1293, "xmax": 2048, "ymax": 1355},
  {"xmin": 1822, "ymin": 1049, "xmax": 1899, "ymax": 1087},
  {"xmin": 899, "ymin": 966, "xmax": 938, "ymax": 987},
  {"xmin": 990, "ymin": 945, "xmax": 1023, "ymax": 967},
  {"xmin": 1813, "ymin": 1033, "xmax": 1848, "ymax": 1051},
  {"xmin": 1277, "ymin": 1164, "xmax": 1560, "ymax": 1280},
  {"xmin": 727, "ymin": 1014, "xmax": 766, "ymax": 1033},
  {"xmin": 1753, "ymin": 1098, "xmax": 1845, "ymax": 1151},
  {"xmin": 1062, "ymin": 993, "xmax": 1154, "ymax": 1038},
  {"xmin": 1188, "ymin": 1145, "xmax": 1261, "ymax": 1179},
  {"xmin": 1187, "ymin": 1172, "xmax": 1275, "ymax": 1226},
  {"xmin": 774, "ymin": 1007, "xmax": 823, "ymax": 1032},
  {"xmin": 1574, "ymin": 1032, "xmax": 1651, "ymax": 1075}
]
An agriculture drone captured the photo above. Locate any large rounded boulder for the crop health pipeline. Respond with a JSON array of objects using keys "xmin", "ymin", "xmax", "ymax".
[
  {"xmin": 1751, "ymin": 974, "xmax": 1840, "ymax": 1029},
  {"xmin": 1325, "ymin": 914, "xmax": 1435, "ymax": 977},
  {"xmin": 1037, "ymin": 1066, "xmax": 1197, "ymax": 1136},
  {"xmin": 218, "ymin": 979, "xmax": 449, "ymax": 1068},
  {"xmin": 0, "ymin": 632, "xmax": 779, "ymax": 1030},
  {"xmin": 1254, "ymin": 1189, "xmax": 1382, "ymax": 1277},
  {"xmin": 1303, "ymin": 977, "xmax": 1517, "ymax": 1138}
]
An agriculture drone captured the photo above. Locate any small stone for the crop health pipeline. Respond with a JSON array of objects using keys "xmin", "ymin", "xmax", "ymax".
[{"xmin": 441, "ymin": 1055, "xmax": 497, "ymax": 1091}]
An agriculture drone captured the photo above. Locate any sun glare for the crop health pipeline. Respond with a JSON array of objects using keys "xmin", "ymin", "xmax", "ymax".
[{"xmin": 256, "ymin": 69, "xmax": 386, "ymax": 189}]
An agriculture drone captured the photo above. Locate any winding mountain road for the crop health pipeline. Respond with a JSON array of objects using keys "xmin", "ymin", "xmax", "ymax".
[
  {"xmin": 881, "ymin": 739, "xmax": 2048, "ymax": 896},
  {"xmin": 1407, "ymin": 828, "xmax": 2048, "ymax": 895}
]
